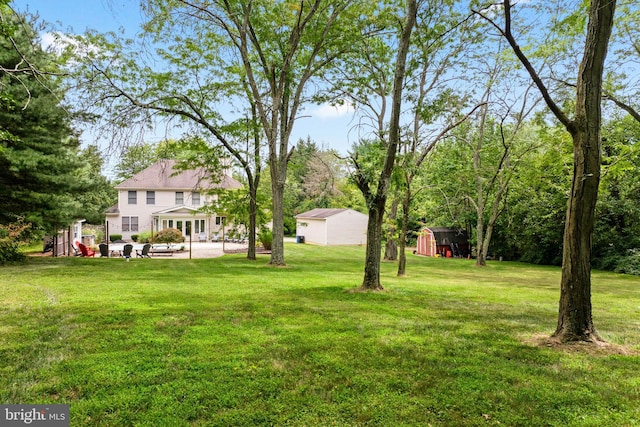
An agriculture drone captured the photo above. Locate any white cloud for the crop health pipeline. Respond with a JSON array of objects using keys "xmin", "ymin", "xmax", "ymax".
[
  {"xmin": 40, "ymin": 32, "xmax": 78, "ymax": 54},
  {"xmin": 312, "ymin": 101, "xmax": 355, "ymax": 119}
]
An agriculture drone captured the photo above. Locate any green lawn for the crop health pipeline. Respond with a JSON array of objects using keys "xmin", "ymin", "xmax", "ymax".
[{"xmin": 1, "ymin": 244, "xmax": 639, "ymax": 426}]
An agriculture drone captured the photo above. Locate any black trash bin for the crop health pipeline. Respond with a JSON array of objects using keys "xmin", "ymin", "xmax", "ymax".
[{"xmin": 296, "ymin": 236, "xmax": 305, "ymax": 244}]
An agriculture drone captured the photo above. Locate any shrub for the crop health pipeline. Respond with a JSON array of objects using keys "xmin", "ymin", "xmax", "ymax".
[
  {"xmin": 83, "ymin": 225, "xmax": 104, "ymax": 244},
  {"xmin": 109, "ymin": 234, "xmax": 122, "ymax": 242},
  {"xmin": 137, "ymin": 231, "xmax": 152, "ymax": 243},
  {"xmin": 131, "ymin": 234, "xmax": 139, "ymax": 242},
  {"xmin": 154, "ymin": 228, "xmax": 185, "ymax": 244},
  {"xmin": 613, "ymin": 249, "xmax": 640, "ymax": 276},
  {"xmin": 0, "ymin": 221, "xmax": 30, "ymax": 265},
  {"xmin": 258, "ymin": 229, "xmax": 272, "ymax": 250}
]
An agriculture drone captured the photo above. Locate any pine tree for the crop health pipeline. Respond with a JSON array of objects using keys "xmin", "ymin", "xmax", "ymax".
[{"xmin": 0, "ymin": 11, "xmax": 86, "ymax": 234}]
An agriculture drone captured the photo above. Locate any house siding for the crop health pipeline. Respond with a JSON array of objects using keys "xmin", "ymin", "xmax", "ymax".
[
  {"xmin": 296, "ymin": 218, "xmax": 328, "ymax": 245},
  {"xmin": 295, "ymin": 209, "xmax": 367, "ymax": 246},
  {"xmin": 326, "ymin": 211, "xmax": 367, "ymax": 245},
  {"xmin": 107, "ymin": 160, "xmax": 241, "ymax": 241},
  {"xmin": 112, "ymin": 189, "xmax": 210, "ymax": 239}
]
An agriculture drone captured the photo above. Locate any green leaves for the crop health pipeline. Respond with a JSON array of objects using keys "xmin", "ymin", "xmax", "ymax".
[{"xmin": 0, "ymin": 10, "xmax": 96, "ymax": 234}]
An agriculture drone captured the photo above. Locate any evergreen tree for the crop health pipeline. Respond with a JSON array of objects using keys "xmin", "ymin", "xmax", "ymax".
[{"xmin": 0, "ymin": 11, "xmax": 86, "ymax": 234}]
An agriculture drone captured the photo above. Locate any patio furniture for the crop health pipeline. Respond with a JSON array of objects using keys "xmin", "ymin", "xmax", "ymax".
[
  {"xmin": 136, "ymin": 243, "xmax": 151, "ymax": 258},
  {"xmin": 150, "ymin": 244, "xmax": 176, "ymax": 256},
  {"xmin": 122, "ymin": 244, "xmax": 133, "ymax": 259},
  {"xmin": 98, "ymin": 243, "xmax": 109, "ymax": 257},
  {"xmin": 76, "ymin": 242, "xmax": 96, "ymax": 257}
]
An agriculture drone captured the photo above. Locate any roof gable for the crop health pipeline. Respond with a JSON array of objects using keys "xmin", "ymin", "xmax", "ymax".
[
  {"xmin": 153, "ymin": 206, "xmax": 200, "ymax": 215},
  {"xmin": 295, "ymin": 208, "xmax": 351, "ymax": 219},
  {"xmin": 115, "ymin": 159, "xmax": 242, "ymax": 191}
]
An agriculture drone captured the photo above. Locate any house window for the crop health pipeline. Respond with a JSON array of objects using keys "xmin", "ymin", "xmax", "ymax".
[
  {"xmin": 195, "ymin": 219, "xmax": 205, "ymax": 234},
  {"xmin": 175, "ymin": 191, "xmax": 184, "ymax": 205},
  {"xmin": 215, "ymin": 216, "xmax": 225, "ymax": 225},
  {"xmin": 122, "ymin": 216, "xmax": 139, "ymax": 232},
  {"xmin": 147, "ymin": 191, "xmax": 155, "ymax": 205},
  {"xmin": 128, "ymin": 191, "xmax": 137, "ymax": 204},
  {"xmin": 192, "ymin": 192, "xmax": 200, "ymax": 206}
]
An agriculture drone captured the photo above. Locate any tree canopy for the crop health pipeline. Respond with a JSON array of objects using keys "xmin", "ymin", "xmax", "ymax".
[{"xmin": 0, "ymin": 10, "xmax": 105, "ymax": 235}]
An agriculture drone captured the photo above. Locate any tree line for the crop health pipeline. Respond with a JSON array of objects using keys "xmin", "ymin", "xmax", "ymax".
[{"xmin": 5, "ymin": 0, "xmax": 640, "ymax": 344}]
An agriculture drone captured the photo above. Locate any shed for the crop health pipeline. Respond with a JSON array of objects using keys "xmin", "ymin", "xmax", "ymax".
[
  {"xmin": 295, "ymin": 208, "xmax": 368, "ymax": 246},
  {"xmin": 416, "ymin": 227, "xmax": 469, "ymax": 257}
]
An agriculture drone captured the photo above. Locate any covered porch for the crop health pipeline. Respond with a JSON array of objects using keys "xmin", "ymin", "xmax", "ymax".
[{"xmin": 152, "ymin": 206, "xmax": 224, "ymax": 242}]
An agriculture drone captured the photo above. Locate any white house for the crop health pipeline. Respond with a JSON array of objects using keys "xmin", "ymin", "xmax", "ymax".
[
  {"xmin": 106, "ymin": 159, "xmax": 242, "ymax": 241},
  {"xmin": 295, "ymin": 208, "xmax": 368, "ymax": 246}
]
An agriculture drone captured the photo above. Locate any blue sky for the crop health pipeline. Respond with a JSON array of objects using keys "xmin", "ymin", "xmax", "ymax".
[{"xmin": 11, "ymin": 0, "xmax": 357, "ymax": 156}]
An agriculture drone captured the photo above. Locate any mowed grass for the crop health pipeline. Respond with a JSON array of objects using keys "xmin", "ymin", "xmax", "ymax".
[{"xmin": 1, "ymin": 244, "xmax": 639, "ymax": 426}]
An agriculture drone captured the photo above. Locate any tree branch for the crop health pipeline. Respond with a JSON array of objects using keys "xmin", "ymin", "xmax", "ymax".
[
  {"xmin": 472, "ymin": 1, "xmax": 575, "ymax": 133},
  {"xmin": 602, "ymin": 90, "xmax": 640, "ymax": 123}
]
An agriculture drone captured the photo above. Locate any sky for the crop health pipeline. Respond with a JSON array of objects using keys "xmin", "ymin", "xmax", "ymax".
[{"xmin": 11, "ymin": 0, "xmax": 358, "ymax": 159}]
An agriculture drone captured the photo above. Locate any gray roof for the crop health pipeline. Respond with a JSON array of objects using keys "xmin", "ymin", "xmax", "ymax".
[
  {"xmin": 423, "ymin": 227, "xmax": 468, "ymax": 244},
  {"xmin": 295, "ymin": 208, "xmax": 351, "ymax": 219},
  {"xmin": 115, "ymin": 159, "xmax": 242, "ymax": 191},
  {"xmin": 105, "ymin": 204, "xmax": 119, "ymax": 215}
]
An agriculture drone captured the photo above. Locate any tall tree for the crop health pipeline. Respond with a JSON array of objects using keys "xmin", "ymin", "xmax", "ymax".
[
  {"xmin": 386, "ymin": 0, "xmax": 473, "ymax": 269},
  {"xmin": 392, "ymin": 8, "xmax": 486, "ymax": 273},
  {"xmin": 475, "ymin": 0, "xmax": 616, "ymax": 342},
  {"xmin": 0, "ymin": 10, "xmax": 87, "ymax": 235},
  {"xmin": 350, "ymin": 0, "xmax": 418, "ymax": 290},
  {"xmin": 74, "ymin": 0, "xmax": 368, "ymax": 265}
]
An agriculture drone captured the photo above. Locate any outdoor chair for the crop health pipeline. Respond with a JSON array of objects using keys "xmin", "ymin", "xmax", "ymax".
[
  {"xmin": 77, "ymin": 242, "xmax": 96, "ymax": 257},
  {"xmin": 43, "ymin": 238, "xmax": 54, "ymax": 253},
  {"xmin": 72, "ymin": 245, "xmax": 82, "ymax": 257},
  {"xmin": 136, "ymin": 243, "xmax": 151, "ymax": 258},
  {"xmin": 98, "ymin": 243, "xmax": 109, "ymax": 257},
  {"xmin": 122, "ymin": 244, "xmax": 133, "ymax": 259}
]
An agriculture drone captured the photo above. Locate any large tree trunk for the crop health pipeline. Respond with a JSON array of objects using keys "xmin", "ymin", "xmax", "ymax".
[
  {"xmin": 384, "ymin": 199, "xmax": 399, "ymax": 261},
  {"xmin": 358, "ymin": 0, "xmax": 417, "ymax": 290},
  {"xmin": 246, "ymin": 179, "xmax": 258, "ymax": 260},
  {"xmin": 397, "ymin": 190, "xmax": 410, "ymax": 276},
  {"xmin": 269, "ymin": 164, "xmax": 287, "ymax": 266},
  {"xmin": 361, "ymin": 200, "xmax": 386, "ymax": 290},
  {"xmin": 246, "ymin": 102, "xmax": 261, "ymax": 261},
  {"xmin": 475, "ymin": 218, "xmax": 487, "ymax": 266},
  {"xmin": 477, "ymin": 181, "xmax": 508, "ymax": 266},
  {"xmin": 492, "ymin": 0, "xmax": 615, "ymax": 342},
  {"xmin": 552, "ymin": 0, "xmax": 615, "ymax": 342},
  {"xmin": 554, "ymin": 131, "xmax": 601, "ymax": 341}
]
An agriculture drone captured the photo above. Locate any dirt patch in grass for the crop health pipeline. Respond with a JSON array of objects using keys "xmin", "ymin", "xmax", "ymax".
[
  {"xmin": 27, "ymin": 251, "xmax": 53, "ymax": 257},
  {"xmin": 523, "ymin": 333, "xmax": 640, "ymax": 356}
]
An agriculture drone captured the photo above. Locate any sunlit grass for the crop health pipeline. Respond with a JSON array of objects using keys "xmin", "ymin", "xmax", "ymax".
[{"xmin": 1, "ymin": 244, "xmax": 639, "ymax": 426}]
